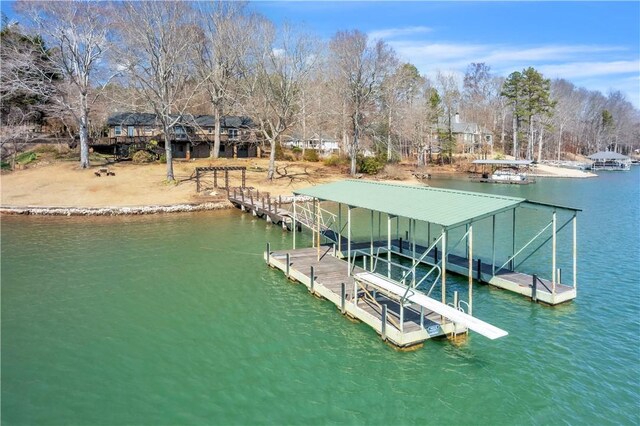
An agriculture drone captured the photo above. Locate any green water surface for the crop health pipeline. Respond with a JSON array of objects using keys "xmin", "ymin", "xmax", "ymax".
[{"xmin": 2, "ymin": 168, "xmax": 639, "ymax": 425}]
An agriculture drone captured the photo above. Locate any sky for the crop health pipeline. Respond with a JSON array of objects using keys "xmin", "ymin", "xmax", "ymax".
[
  {"xmin": 249, "ymin": 1, "xmax": 640, "ymax": 108},
  {"xmin": 2, "ymin": 1, "xmax": 638, "ymax": 107}
]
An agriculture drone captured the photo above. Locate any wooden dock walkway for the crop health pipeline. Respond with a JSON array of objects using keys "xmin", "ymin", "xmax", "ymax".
[
  {"xmin": 228, "ymin": 188, "xmax": 293, "ymax": 228},
  {"xmin": 265, "ymin": 246, "xmax": 462, "ymax": 348}
]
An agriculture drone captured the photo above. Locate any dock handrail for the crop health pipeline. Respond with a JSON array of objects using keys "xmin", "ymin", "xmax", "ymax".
[
  {"xmin": 495, "ymin": 220, "xmax": 553, "ymax": 275},
  {"xmin": 356, "ymin": 280, "xmax": 401, "ymax": 330}
]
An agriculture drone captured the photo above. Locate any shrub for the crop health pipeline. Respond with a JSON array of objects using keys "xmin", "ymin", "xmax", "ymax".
[
  {"xmin": 303, "ymin": 149, "xmax": 319, "ymax": 162},
  {"xmin": 1, "ymin": 160, "xmax": 11, "ymax": 170},
  {"xmin": 357, "ymin": 153, "xmax": 387, "ymax": 175},
  {"xmin": 291, "ymin": 146, "xmax": 302, "ymax": 154},
  {"xmin": 132, "ymin": 150, "xmax": 155, "ymax": 164},
  {"xmin": 158, "ymin": 153, "xmax": 167, "ymax": 163},
  {"xmin": 323, "ymin": 154, "xmax": 348, "ymax": 167},
  {"xmin": 16, "ymin": 151, "xmax": 37, "ymax": 165}
]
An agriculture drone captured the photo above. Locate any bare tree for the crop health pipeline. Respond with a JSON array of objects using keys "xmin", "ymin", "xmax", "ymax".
[
  {"xmin": 436, "ymin": 71, "xmax": 461, "ymax": 163},
  {"xmin": 113, "ymin": 1, "xmax": 203, "ymax": 181},
  {"xmin": 329, "ymin": 30, "xmax": 396, "ymax": 175},
  {"xmin": 237, "ymin": 20, "xmax": 318, "ymax": 180},
  {"xmin": 16, "ymin": 1, "xmax": 110, "ymax": 168},
  {"xmin": 195, "ymin": 1, "xmax": 251, "ymax": 158}
]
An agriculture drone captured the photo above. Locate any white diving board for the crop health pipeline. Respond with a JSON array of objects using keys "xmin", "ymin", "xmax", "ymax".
[{"xmin": 354, "ymin": 272, "xmax": 508, "ymax": 340}]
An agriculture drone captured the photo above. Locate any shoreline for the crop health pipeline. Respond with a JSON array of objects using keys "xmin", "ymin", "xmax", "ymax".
[{"xmin": 0, "ymin": 201, "xmax": 233, "ymax": 216}]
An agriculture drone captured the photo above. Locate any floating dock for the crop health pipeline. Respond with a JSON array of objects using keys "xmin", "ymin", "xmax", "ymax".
[
  {"xmin": 266, "ymin": 245, "xmax": 507, "ymax": 348},
  {"xmin": 249, "ymin": 180, "xmax": 581, "ymax": 348}
]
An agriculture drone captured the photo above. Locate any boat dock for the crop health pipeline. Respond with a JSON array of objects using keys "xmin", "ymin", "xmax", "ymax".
[
  {"xmin": 266, "ymin": 245, "xmax": 507, "ymax": 348},
  {"xmin": 254, "ymin": 180, "xmax": 581, "ymax": 348}
]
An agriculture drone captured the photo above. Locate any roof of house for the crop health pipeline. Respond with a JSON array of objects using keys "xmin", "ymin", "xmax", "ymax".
[
  {"xmin": 107, "ymin": 113, "xmax": 253, "ymax": 128},
  {"xmin": 107, "ymin": 112, "xmax": 157, "ymax": 126},
  {"xmin": 588, "ymin": 151, "xmax": 629, "ymax": 160},
  {"xmin": 194, "ymin": 115, "xmax": 254, "ymax": 128}
]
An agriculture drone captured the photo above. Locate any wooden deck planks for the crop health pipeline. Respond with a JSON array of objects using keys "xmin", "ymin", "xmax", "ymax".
[{"xmin": 269, "ymin": 247, "xmax": 445, "ymax": 339}]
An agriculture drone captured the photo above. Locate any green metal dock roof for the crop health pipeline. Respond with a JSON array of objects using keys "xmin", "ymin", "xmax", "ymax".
[{"xmin": 294, "ymin": 180, "xmax": 526, "ymax": 228}]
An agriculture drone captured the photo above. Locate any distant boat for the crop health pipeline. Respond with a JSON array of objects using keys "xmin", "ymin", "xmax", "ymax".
[
  {"xmin": 470, "ymin": 159, "xmax": 535, "ymax": 184},
  {"xmin": 588, "ymin": 151, "xmax": 631, "ymax": 171},
  {"xmin": 491, "ymin": 169, "xmax": 528, "ymax": 182}
]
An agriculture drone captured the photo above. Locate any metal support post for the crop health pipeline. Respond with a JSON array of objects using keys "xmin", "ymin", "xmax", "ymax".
[
  {"xmin": 292, "ymin": 197, "xmax": 296, "ymax": 249},
  {"xmin": 492, "ymin": 215, "xmax": 496, "ymax": 276},
  {"xmin": 442, "ymin": 229, "xmax": 447, "ymax": 304},
  {"xmin": 387, "ymin": 215, "xmax": 392, "ymax": 278},
  {"xmin": 468, "ymin": 225, "xmax": 473, "ymax": 316},
  {"xmin": 370, "ymin": 210, "xmax": 374, "ymax": 270},
  {"xmin": 511, "ymin": 208, "xmax": 516, "ymax": 270},
  {"xmin": 337, "ymin": 203, "xmax": 342, "ymax": 254},
  {"xmin": 552, "ymin": 211, "xmax": 557, "ymax": 294},
  {"xmin": 347, "ymin": 206, "xmax": 352, "ymax": 276},
  {"xmin": 316, "ymin": 198, "xmax": 321, "ymax": 261},
  {"xmin": 573, "ymin": 214, "xmax": 577, "ymax": 289}
]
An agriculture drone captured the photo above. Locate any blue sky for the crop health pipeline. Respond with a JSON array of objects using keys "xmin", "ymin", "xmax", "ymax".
[
  {"xmin": 251, "ymin": 1, "xmax": 640, "ymax": 107},
  {"xmin": 2, "ymin": 1, "xmax": 638, "ymax": 107}
]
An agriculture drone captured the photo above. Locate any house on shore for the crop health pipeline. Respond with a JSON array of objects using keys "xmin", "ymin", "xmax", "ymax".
[
  {"xmin": 437, "ymin": 113, "xmax": 493, "ymax": 154},
  {"xmin": 283, "ymin": 133, "xmax": 340, "ymax": 155},
  {"xmin": 100, "ymin": 112, "xmax": 259, "ymax": 159}
]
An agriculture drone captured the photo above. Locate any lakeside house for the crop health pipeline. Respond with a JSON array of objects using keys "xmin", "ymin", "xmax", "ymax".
[
  {"xmin": 283, "ymin": 133, "xmax": 340, "ymax": 155},
  {"xmin": 436, "ymin": 113, "xmax": 493, "ymax": 154},
  {"xmin": 102, "ymin": 112, "xmax": 259, "ymax": 159}
]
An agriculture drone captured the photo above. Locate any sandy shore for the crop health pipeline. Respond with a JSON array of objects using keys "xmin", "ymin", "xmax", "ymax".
[
  {"xmin": 530, "ymin": 164, "xmax": 597, "ymax": 178},
  {"xmin": 0, "ymin": 158, "xmax": 346, "ymax": 209},
  {"xmin": 0, "ymin": 156, "xmax": 597, "ymax": 211}
]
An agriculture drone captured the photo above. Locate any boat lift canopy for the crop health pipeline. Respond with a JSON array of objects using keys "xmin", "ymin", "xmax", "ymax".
[
  {"xmin": 293, "ymin": 180, "xmax": 578, "ymax": 229},
  {"xmin": 295, "ymin": 180, "xmax": 524, "ymax": 229}
]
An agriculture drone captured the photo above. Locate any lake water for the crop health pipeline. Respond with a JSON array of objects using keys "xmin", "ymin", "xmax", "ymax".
[{"xmin": 2, "ymin": 167, "xmax": 639, "ymax": 425}]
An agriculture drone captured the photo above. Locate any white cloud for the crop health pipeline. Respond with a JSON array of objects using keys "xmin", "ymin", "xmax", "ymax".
[
  {"xmin": 383, "ymin": 38, "xmax": 639, "ymax": 107},
  {"xmin": 537, "ymin": 60, "xmax": 640, "ymax": 79},
  {"xmin": 368, "ymin": 26, "xmax": 432, "ymax": 41}
]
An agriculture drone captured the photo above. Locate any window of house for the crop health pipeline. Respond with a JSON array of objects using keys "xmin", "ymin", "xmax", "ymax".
[
  {"xmin": 229, "ymin": 128, "xmax": 239, "ymax": 139},
  {"xmin": 114, "ymin": 125, "xmax": 122, "ymax": 136},
  {"xmin": 208, "ymin": 128, "xmax": 213, "ymax": 134}
]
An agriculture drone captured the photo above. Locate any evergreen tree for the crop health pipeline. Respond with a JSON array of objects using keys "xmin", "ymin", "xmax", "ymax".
[{"xmin": 502, "ymin": 67, "xmax": 555, "ymax": 159}]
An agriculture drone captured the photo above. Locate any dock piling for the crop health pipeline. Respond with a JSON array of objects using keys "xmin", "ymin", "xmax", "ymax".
[
  {"xmin": 381, "ymin": 304, "xmax": 387, "ymax": 341},
  {"xmin": 266, "ymin": 242, "xmax": 271, "ymax": 264},
  {"xmin": 557, "ymin": 268, "xmax": 562, "ymax": 284},
  {"xmin": 340, "ymin": 283, "xmax": 346, "ymax": 314},
  {"xmin": 434, "ymin": 246, "xmax": 438, "ymax": 263},
  {"xmin": 477, "ymin": 259, "xmax": 482, "ymax": 282},
  {"xmin": 399, "ymin": 237, "xmax": 403, "ymax": 254},
  {"xmin": 531, "ymin": 274, "xmax": 538, "ymax": 302},
  {"xmin": 286, "ymin": 253, "xmax": 290, "ymax": 278},
  {"xmin": 310, "ymin": 266, "xmax": 315, "ymax": 292}
]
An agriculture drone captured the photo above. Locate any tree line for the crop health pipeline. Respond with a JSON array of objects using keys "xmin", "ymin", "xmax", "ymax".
[{"xmin": 2, "ymin": 1, "xmax": 639, "ymax": 180}]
